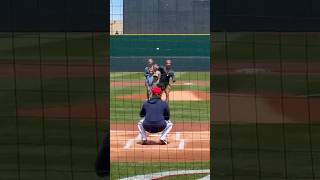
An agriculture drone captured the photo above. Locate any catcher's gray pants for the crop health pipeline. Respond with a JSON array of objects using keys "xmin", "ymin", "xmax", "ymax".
[{"xmin": 137, "ymin": 118, "xmax": 173, "ymax": 141}]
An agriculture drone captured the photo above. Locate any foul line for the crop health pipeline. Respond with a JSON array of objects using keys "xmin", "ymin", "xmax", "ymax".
[{"xmin": 119, "ymin": 169, "xmax": 210, "ymax": 180}]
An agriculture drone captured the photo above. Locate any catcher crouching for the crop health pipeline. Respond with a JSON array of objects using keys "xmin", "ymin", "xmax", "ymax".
[{"xmin": 137, "ymin": 86, "xmax": 173, "ymax": 145}]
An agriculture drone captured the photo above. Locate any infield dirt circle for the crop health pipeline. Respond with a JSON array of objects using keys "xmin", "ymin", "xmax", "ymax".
[{"xmin": 116, "ymin": 90, "xmax": 209, "ymax": 101}]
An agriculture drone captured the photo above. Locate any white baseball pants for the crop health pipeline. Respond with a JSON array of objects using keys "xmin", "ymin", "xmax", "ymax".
[{"xmin": 137, "ymin": 118, "xmax": 173, "ymax": 141}]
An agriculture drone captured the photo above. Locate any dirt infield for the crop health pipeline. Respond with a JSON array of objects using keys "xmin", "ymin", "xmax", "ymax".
[
  {"xmin": 110, "ymin": 122, "xmax": 210, "ymax": 162},
  {"xmin": 213, "ymin": 93, "xmax": 320, "ymax": 123},
  {"xmin": 116, "ymin": 90, "xmax": 209, "ymax": 101},
  {"xmin": 0, "ymin": 64, "xmax": 107, "ymax": 78}
]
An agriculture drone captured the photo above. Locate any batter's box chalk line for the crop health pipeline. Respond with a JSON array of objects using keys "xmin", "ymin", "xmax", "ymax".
[
  {"xmin": 122, "ymin": 132, "xmax": 186, "ymax": 150},
  {"xmin": 123, "ymin": 135, "xmax": 140, "ymax": 149},
  {"xmin": 176, "ymin": 132, "xmax": 185, "ymax": 150}
]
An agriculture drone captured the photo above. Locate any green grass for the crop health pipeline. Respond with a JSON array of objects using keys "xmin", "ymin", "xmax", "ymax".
[
  {"xmin": 0, "ymin": 117, "xmax": 106, "ymax": 180},
  {"xmin": 0, "ymin": 76, "xmax": 108, "ymax": 117},
  {"xmin": 176, "ymin": 72, "xmax": 210, "ymax": 81},
  {"xmin": 110, "ymin": 72, "xmax": 210, "ymax": 122},
  {"xmin": 0, "ymin": 69, "xmax": 209, "ymax": 178},
  {"xmin": 110, "ymin": 72, "xmax": 210, "ymax": 81},
  {"xmin": 1, "ymin": 31, "xmax": 320, "ymax": 180},
  {"xmin": 214, "ymin": 32, "xmax": 320, "ymax": 63},
  {"xmin": 213, "ymin": 74, "xmax": 320, "ymax": 96},
  {"xmin": 110, "ymin": 100, "xmax": 210, "ymax": 122},
  {"xmin": 110, "ymin": 72, "xmax": 144, "ymax": 81},
  {"xmin": 0, "ymin": 32, "xmax": 107, "ymax": 64},
  {"xmin": 212, "ymin": 123, "xmax": 320, "ymax": 179},
  {"xmin": 110, "ymin": 162, "xmax": 209, "ymax": 180}
]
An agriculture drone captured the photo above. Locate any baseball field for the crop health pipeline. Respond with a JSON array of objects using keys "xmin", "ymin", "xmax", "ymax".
[
  {"xmin": 213, "ymin": 32, "xmax": 320, "ymax": 179},
  {"xmin": 0, "ymin": 33, "xmax": 108, "ymax": 180},
  {"xmin": 0, "ymin": 33, "xmax": 211, "ymax": 179},
  {"xmin": 110, "ymin": 34, "xmax": 210, "ymax": 179},
  {"xmin": 0, "ymin": 32, "xmax": 320, "ymax": 179},
  {"xmin": 110, "ymin": 71, "xmax": 210, "ymax": 179}
]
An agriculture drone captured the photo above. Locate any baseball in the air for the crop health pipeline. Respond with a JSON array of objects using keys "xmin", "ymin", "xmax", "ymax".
[{"xmin": 156, "ymin": 47, "xmax": 160, "ymax": 50}]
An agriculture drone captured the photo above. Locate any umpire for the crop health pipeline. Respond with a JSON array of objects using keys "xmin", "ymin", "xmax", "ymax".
[
  {"xmin": 158, "ymin": 59, "xmax": 175, "ymax": 102},
  {"xmin": 137, "ymin": 86, "xmax": 173, "ymax": 145}
]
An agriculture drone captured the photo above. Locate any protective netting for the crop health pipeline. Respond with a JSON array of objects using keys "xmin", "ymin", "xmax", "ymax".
[
  {"xmin": 0, "ymin": 32, "xmax": 109, "ymax": 179},
  {"xmin": 212, "ymin": 32, "xmax": 320, "ymax": 179},
  {"xmin": 122, "ymin": 0, "xmax": 209, "ymax": 34},
  {"xmin": 110, "ymin": 0, "xmax": 210, "ymax": 179}
]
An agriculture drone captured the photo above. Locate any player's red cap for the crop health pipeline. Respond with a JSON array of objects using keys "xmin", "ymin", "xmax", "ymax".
[{"xmin": 151, "ymin": 87, "xmax": 162, "ymax": 95}]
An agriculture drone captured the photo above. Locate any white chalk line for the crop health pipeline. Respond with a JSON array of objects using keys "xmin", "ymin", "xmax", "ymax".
[
  {"xmin": 119, "ymin": 169, "xmax": 210, "ymax": 180},
  {"xmin": 123, "ymin": 139, "xmax": 134, "ymax": 149},
  {"xmin": 115, "ymin": 131, "xmax": 208, "ymax": 150},
  {"xmin": 198, "ymin": 174, "xmax": 210, "ymax": 180},
  {"xmin": 123, "ymin": 135, "xmax": 140, "ymax": 149},
  {"xmin": 178, "ymin": 139, "xmax": 185, "ymax": 150},
  {"xmin": 176, "ymin": 132, "xmax": 185, "ymax": 150},
  {"xmin": 175, "ymin": 132, "xmax": 181, "ymax": 141}
]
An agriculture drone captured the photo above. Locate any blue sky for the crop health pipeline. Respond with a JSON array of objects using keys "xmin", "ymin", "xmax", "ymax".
[{"xmin": 110, "ymin": 0, "xmax": 123, "ymax": 21}]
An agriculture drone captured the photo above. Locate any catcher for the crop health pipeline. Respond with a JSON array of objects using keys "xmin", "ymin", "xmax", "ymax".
[
  {"xmin": 137, "ymin": 86, "xmax": 173, "ymax": 145},
  {"xmin": 158, "ymin": 59, "xmax": 176, "ymax": 102}
]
